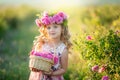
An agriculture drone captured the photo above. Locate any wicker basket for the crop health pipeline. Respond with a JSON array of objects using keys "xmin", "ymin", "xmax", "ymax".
[{"xmin": 29, "ymin": 55, "xmax": 54, "ymax": 72}]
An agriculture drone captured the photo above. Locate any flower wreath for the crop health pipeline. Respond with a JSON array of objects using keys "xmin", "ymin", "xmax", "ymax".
[{"xmin": 35, "ymin": 11, "xmax": 68, "ymax": 27}]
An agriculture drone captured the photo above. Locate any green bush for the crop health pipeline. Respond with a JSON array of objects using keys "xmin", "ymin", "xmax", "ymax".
[
  {"xmin": 80, "ymin": 5, "xmax": 120, "ymax": 26},
  {"xmin": 73, "ymin": 30, "xmax": 120, "ymax": 80},
  {"xmin": 0, "ymin": 17, "xmax": 8, "ymax": 38}
]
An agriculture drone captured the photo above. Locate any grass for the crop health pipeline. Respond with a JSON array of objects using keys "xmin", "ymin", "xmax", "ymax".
[{"xmin": 0, "ymin": 19, "xmax": 38, "ymax": 80}]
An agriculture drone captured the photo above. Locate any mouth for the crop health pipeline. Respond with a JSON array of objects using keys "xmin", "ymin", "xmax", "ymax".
[{"xmin": 50, "ymin": 32, "xmax": 56, "ymax": 35}]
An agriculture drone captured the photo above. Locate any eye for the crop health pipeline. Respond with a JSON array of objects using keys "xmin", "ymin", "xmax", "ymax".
[{"xmin": 47, "ymin": 26, "xmax": 51, "ymax": 30}]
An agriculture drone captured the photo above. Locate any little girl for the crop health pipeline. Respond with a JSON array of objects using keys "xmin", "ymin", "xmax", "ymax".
[{"xmin": 29, "ymin": 11, "xmax": 72, "ymax": 80}]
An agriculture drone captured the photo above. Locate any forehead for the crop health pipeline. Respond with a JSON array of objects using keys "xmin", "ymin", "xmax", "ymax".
[{"xmin": 47, "ymin": 24, "xmax": 61, "ymax": 27}]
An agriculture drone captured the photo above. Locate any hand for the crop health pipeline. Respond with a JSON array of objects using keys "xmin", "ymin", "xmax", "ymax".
[
  {"xmin": 43, "ymin": 69, "xmax": 53, "ymax": 76},
  {"xmin": 31, "ymin": 68, "xmax": 41, "ymax": 72},
  {"xmin": 30, "ymin": 67, "xmax": 32, "ymax": 71}
]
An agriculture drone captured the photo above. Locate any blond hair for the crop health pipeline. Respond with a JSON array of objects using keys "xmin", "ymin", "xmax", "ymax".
[{"xmin": 32, "ymin": 25, "xmax": 72, "ymax": 53}]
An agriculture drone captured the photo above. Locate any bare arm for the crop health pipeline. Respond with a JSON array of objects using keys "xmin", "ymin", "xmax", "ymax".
[{"xmin": 52, "ymin": 48, "xmax": 68, "ymax": 76}]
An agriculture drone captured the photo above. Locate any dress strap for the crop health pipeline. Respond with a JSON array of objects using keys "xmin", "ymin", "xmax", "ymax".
[{"xmin": 57, "ymin": 43, "xmax": 66, "ymax": 56}]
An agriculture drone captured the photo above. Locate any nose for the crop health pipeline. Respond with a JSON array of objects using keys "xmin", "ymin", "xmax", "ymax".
[{"xmin": 50, "ymin": 27, "xmax": 55, "ymax": 32}]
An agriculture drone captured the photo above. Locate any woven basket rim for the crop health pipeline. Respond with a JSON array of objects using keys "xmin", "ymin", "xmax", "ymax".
[{"xmin": 29, "ymin": 55, "xmax": 54, "ymax": 64}]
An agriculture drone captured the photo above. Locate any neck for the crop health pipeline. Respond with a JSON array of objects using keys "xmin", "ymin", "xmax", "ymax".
[{"xmin": 49, "ymin": 37, "xmax": 62, "ymax": 47}]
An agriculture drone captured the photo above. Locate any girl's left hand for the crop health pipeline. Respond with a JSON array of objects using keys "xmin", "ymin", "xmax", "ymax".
[{"xmin": 43, "ymin": 69, "xmax": 53, "ymax": 76}]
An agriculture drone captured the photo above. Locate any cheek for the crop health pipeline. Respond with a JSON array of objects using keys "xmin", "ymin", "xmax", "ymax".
[
  {"xmin": 46, "ymin": 29, "xmax": 50, "ymax": 34},
  {"xmin": 57, "ymin": 29, "xmax": 62, "ymax": 35}
]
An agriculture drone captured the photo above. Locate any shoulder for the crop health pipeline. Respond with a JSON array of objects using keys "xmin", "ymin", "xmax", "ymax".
[
  {"xmin": 61, "ymin": 48, "xmax": 68, "ymax": 57},
  {"xmin": 58, "ymin": 43, "xmax": 67, "ymax": 55},
  {"xmin": 62, "ymin": 48, "xmax": 68, "ymax": 54}
]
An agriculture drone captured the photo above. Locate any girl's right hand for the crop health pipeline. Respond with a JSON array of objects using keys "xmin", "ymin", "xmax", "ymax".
[
  {"xmin": 30, "ymin": 67, "xmax": 32, "ymax": 71},
  {"xmin": 30, "ymin": 68, "xmax": 41, "ymax": 72}
]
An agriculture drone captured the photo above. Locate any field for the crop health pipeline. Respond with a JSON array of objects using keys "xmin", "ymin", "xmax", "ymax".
[{"xmin": 0, "ymin": 5, "xmax": 120, "ymax": 80}]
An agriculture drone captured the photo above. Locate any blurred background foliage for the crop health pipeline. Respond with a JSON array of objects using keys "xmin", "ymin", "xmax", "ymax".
[{"xmin": 0, "ymin": 1, "xmax": 120, "ymax": 80}]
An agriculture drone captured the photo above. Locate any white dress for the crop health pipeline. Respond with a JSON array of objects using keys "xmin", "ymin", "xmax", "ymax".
[{"xmin": 29, "ymin": 42, "xmax": 67, "ymax": 80}]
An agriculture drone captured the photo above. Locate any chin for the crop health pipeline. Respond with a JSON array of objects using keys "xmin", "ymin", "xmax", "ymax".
[
  {"xmin": 50, "ymin": 36, "xmax": 58, "ymax": 39},
  {"xmin": 50, "ymin": 37, "xmax": 57, "ymax": 39}
]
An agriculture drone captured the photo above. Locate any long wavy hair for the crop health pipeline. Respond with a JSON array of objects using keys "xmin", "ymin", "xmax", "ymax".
[{"xmin": 31, "ymin": 24, "xmax": 72, "ymax": 53}]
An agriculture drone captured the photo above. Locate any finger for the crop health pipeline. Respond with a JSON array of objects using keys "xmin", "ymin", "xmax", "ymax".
[
  {"xmin": 50, "ymin": 69, "xmax": 53, "ymax": 71},
  {"xmin": 30, "ymin": 67, "xmax": 32, "ymax": 71},
  {"xmin": 32, "ymin": 68, "xmax": 38, "ymax": 72},
  {"xmin": 35, "ymin": 69, "xmax": 39, "ymax": 72},
  {"xmin": 43, "ymin": 72, "xmax": 49, "ymax": 75},
  {"xmin": 32, "ymin": 68, "xmax": 36, "ymax": 71},
  {"xmin": 43, "ymin": 72, "xmax": 47, "ymax": 74}
]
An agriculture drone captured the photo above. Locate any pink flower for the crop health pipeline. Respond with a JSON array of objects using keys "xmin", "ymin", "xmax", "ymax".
[
  {"xmin": 102, "ymin": 76, "xmax": 109, "ymax": 80},
  {"xmin": 32, "ymin": 51, "xmax": 55, "ymax": 60},
  {"xmin": 57, "ymin": 12, "xmax": 67, "ymax": 19},
  {"xmin": 98, "ymin": 66, "xmax": 106, "ymax": 73},
  {"xmin": 53, "ymin": 56, "xmax": 58, "ymax": 64},
  {"xmin": 47, "ymin": 55, "xmax": 53, "ymax": 59},
  {"xmin": 115, "ymin": 30, "xmax": 120, "ymax": 34},
  {"xmin": 46, "ymin": 53, "xmax": 54, "ymax": 59},
  {"xmin": 33, "ymin": 52, "xmax": 42, "ymax": 56},
  {"xmin": 86, "ymin": 35, "xmax": 92, "ymax": 40},
  {"xmin": 43, "ymin": 11, "xmax": 49, "ymax": 17},
  {"xmin": 31, "ymin": 50, "xmax": 59, "ymax": 64},
  {"xmin": 35, "ymin": 19, "xmax": 42, "ymax": 27},
  {"xmin": 53, "ymin": 14, "xmax": 63, "ymax": 24},
  {"xmin": 49, "ymin": 16, "xmax": 55, "ymax": 24},
  {"xmin": 41, "ymin": 16, "xmax": 52, "ymax": 25},
  {"xmin": 92, "ymin": 65, "xmax": 99, "ymax": 72},
  {"xmin": 30, "ymin": 50, "xmax": 34, "ymax": 55},
  {"xmin": 35, "ymin": 11, "xmax": 68, "ymax": 27}
]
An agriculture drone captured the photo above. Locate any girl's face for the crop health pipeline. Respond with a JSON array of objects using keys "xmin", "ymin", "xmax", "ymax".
[{"xmin": 46, "ymin": 24, "xmax": 62, "ymax": 39}]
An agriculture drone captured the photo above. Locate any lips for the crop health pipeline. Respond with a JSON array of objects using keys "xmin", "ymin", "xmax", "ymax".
[
  {"xmin": 50, "ymin": 33, "xmax": 56, "ymax": 35},
  {"xmin": 50, "ymin": 32, "xmax": 56, "ymax": 34}
]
